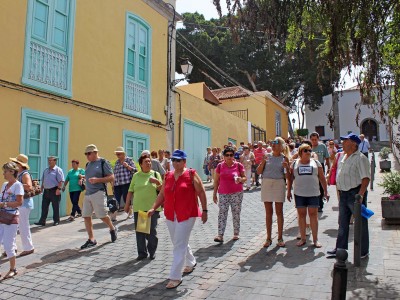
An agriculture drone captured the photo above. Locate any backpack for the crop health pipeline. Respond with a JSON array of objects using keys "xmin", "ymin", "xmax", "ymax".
[{"xmin": 18, "ymin": 171, "xmax": 41, "ymax": 199}]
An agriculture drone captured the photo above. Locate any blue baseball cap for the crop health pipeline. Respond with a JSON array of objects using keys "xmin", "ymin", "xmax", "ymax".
[
  {"xmin": 340, "ymin": 133, "xmax": 361, "ymax": 145},
  {"xmin": 171, "ymin": 149, "xmax": 187, "ymax": 159}
]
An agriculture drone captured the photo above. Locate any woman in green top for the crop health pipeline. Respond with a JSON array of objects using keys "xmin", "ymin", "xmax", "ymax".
[
  {"xmin": 62, "ymin": 160, "xmax": 85, "ymax": 221},
  {"xmin": 124, "ymin": 154, "xmax": 162, "ymax": 260}
]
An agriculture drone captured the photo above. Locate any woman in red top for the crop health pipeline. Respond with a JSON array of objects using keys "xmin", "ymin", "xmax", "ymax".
[{"xmin": 148, "ymin": 150, "xmax": 207, "ymax": 290}]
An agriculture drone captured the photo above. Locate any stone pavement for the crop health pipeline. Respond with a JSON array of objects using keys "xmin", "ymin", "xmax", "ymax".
[{"xmin": 0, "ymin": 152, "xmax": 399, "ymax": 299}]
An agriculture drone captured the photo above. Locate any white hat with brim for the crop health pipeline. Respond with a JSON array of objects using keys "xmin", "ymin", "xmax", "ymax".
[
  {"xmin": 114, "ymin": 146, "xmax": 125, "ymax": 154},
  {"xmin": 10, "ymin": 154, "xmax": 30, "ymax": 170},
  {"xmin": 85, "ymin": 144, "xmax": 99, "ymax": 153}
]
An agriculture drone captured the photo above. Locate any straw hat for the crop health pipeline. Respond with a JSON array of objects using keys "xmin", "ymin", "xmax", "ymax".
[
  {"xmin": 114, "ymin": 146, "xmax": 125, "ymax": 154},
  {"xmin": 9, "ymin": 154, "xmax": 30, "ymax": 170},
  {"xmin": 85, "ymin": 144, "xmax": 99, "ymax": 153}
]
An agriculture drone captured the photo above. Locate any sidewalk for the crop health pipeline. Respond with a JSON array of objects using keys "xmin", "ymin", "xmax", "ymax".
[{"xmin": 0, "ymin": 153, "xmax": 399, "ymax": 299}]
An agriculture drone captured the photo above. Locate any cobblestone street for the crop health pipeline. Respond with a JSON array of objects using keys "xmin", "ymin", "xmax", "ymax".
[{"xmin": 1, "ymin": 154, "xmax": 400, "ymax": 299}]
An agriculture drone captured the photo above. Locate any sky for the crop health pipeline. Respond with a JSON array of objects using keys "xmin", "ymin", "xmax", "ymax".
[{"xmin": 176, "ymin": 0, "xmax": 227, "ymax": 20}]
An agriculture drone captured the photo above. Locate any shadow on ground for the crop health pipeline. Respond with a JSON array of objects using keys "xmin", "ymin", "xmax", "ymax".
[
  {"xmin": 115, "ymin": 280, "xmax": 189, "ymax": 299},
  {"xmin": 192, "ymin": 240, "xmax": 235, "ymax": 263},
  {"xmin": 237, "ymin": 238, "xmax": 325, "ymax": 272},
  {"xmin": 91, "ymin": 258, "xmax": 151, "ymax": 282}
]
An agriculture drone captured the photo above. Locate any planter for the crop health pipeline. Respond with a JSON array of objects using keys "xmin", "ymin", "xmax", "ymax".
[
  {"xmin": 381, "ymin": 197, "xmax": 400, "ymax": 224},
  {"xmin": 379, "ymin": 160, "xmax": 391, "ymax": 172}
]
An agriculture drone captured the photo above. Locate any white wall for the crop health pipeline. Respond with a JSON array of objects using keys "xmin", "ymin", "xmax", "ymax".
[
  {"xmin": 305, "ymin": 94, "xmax": 334, "ymax": 140},
  {"xmin": 305, "ymin": 88, "xmax": 390, "ymax": 141},
  {"xmin": 392, "ymin": 118, "xmax": 400, "ymax": 163}
]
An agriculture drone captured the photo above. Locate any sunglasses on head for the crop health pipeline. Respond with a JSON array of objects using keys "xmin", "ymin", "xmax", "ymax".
[
  {"xmin": 271, "ymin": 140, "xmax": 280, "ymax": 145},
  {"xmin": 171, "ymin": 158, "xmax": 182, "ymax": 162},
  {"xmin": 224, "ymin": 153, "xmax": 234, "ymax": 157},
  {"xmin": 85, "ymin": 152, "xmax": 93, "ymax": 156},
  {"xmin": 303, "ymin": 149, "xmax": 312, "ymax": 153}
]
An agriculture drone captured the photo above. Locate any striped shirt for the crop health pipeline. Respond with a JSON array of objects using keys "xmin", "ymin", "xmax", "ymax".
[{"xmin": 336, "ymin": 150, "xmax": 371, "ymax": 191}]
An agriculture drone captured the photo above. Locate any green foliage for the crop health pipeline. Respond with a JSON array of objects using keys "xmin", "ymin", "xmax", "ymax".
[
  {"xmin": 213, "ymin": 0, "xmax": 400, "ymax": 120},
  {"xmin": 379, "ymin": 171, "xmax": 400, "ymax": 196},
  {"xmin": 296, "ymin": 128, "xmax": 309, "ymax": 137},
  {"xmin": 379, "ymin": 147, "xmax": 392, "ymax": 160}
]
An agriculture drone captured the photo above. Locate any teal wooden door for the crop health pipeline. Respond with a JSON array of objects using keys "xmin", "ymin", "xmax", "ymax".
[
  {"xmin": 183, "ymin": 120, "xmax": 210, "ymax": 181},
  {"xmin": 21, "ymin": 109, "xmax": 69, "ymax": 223}
]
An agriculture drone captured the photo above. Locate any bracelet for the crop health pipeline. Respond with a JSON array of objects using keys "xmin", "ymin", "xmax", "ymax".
[{"xmin": 203, "ymin": 210, "xmax": 208, "ymax": 212}]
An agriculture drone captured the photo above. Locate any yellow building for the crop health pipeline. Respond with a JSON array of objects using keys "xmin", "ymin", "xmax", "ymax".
[
  {"xmin": 0, "ymin": 0, "xmax": 178, "ymax": 222},
  {"xmin": 211, "ymin": 86, "xmax": 290, "ymax": 141}
]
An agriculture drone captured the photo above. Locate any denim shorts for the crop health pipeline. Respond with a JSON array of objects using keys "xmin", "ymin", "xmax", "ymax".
[{"xmin": 294, "ymin": 195, "xmax": 320, "ymax": 208}]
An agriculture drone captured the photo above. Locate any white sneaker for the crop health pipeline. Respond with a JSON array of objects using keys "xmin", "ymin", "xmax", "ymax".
[{"xmin": 306, "ymin": 227, "xmax": 311, "ymax": 236}]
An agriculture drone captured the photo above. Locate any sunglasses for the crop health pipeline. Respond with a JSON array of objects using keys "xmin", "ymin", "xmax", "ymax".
[
  {"xmin": 271, "ymin": 140, "xmax": 280, "ymax": 145},
  {"xmin": 171, "ymin": 158, "xmax": 182, "ymax": 162},
  {"xmin": 224, "ymin": 153, "xmax": 234, "ymax": 157},
  {"xmin": 303, "ymin": 149, "xmax": 312, "ymax": 153},
  {"xmin": 85, "ymin": 152, "xmax": 93, "ymax": 156}
]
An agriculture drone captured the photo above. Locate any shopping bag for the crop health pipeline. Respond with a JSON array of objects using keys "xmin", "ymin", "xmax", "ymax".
[{"xmin": 136, "ymin": 210, "xmax": 151, "ymax": 234}]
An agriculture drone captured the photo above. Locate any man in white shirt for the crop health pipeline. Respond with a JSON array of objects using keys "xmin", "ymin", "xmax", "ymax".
[
  {"xmin": 358, "ymin": 134, "xmax": 371, "ymax": 158},
  {"xmin": 327, "ymin": 133, "xmax": 371, "ymax": 258}
]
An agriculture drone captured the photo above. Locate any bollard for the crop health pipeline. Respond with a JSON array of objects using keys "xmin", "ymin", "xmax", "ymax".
[
  {"xmin": 354, "ymin": 194, "xmax": 362, "ymax": 267},
  {"xmin": 370, "ymin": 151, "xmax": 375, "ymax": 190},
  {"xmin": 331, "ymin": 248, "xmax": 348, "ymax": 300}
]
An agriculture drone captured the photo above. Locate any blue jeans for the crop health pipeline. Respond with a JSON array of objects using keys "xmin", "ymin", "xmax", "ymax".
[
  {"xmin": 336, "ymin": 187, "xmax": 369, "ymax": 255},
  {"xmin": 113, "ymin": 183, "xmax": 130, "ymax": 207},
  {"xmin": 69, "ymin": 191, "xmax": 82, "ymax": 216}
]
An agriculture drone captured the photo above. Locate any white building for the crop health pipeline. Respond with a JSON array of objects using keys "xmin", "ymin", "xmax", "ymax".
[{"xmin": 305, "ymin": 86, "xmax": 391, "ymax": 142}]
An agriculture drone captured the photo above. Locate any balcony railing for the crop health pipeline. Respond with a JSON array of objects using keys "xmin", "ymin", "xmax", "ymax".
[
  {"xmin": 125, "ymin": 80, "xmax": 148, "ymax": 115},
  {"xmin": 228, "ymin": 109, "xmax": 248, "ymax": 121}
]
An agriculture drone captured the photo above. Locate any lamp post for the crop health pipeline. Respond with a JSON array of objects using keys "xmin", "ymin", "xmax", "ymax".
[{"xmin": 170, "ymin": 59, "xmax": 193, "ymax": 88}]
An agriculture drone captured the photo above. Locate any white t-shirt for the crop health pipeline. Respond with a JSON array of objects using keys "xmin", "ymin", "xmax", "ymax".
[
  {"xmin": 292, "ymin": 159, "xmax": 322, "ymax": 197},
  {"xmin": 1, "ymin": 181, "xmax": 24, "ymax": 213}
]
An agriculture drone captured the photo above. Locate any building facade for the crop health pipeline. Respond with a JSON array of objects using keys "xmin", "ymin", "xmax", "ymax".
[{"xmin": 0, "ymin": 0, "xmax": 177, "ymax": 222}]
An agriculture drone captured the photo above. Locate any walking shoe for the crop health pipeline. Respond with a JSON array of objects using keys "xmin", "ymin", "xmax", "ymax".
[
  {"xmin": 34, "ymin": 222, "xmax": 45, "ymax": 226},
  {"xmin": 327, "ymin": 249, "xmax": 337, "ymax": 255},
  {"xmin": 318, "ymin": 208, "xmax": 323, "ymax": 213},
  {"xmin": 67, "ymin": 216, "xmax": 75, "ymax": 221},
  {"xmin": 110, "ymin": 227, "xmax": 118, "ymax": 242},
  {"xmin": 80, "ymin": 239, "xmax": 97, "ymax": 249},
  {"xmin": 361, "ymin": 252, "xmax": 369, "ymax": 258}
]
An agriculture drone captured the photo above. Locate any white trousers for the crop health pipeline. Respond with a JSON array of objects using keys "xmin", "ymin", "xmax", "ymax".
[
  {"xmin": 18, "ymin": 207, "xmax": 34, "ymax": 251},
  {"xmin": 166, "ymin": 217, "xmax": 196, "ymax": 281},
  {"xmin": 244, "ymin": 168, "xmax": 252, "ymax": 188},
  {"xmin": 0, "ymin": 224, "xmax": 18, "ymax": 258}
]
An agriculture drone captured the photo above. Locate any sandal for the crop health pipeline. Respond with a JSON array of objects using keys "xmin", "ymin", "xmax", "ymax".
[
  {"xmin": 232, "ymin": 235, "xmax": 240, "ymax": 241},
  {"xmin": 277, "ymin": 239, "xmax": 285, "ymax": 247},
  {"xmin": 4, "ymin": 268, "xmax": 17, "ymax": 279},
  {"xmin": 263, "ymin": 239, "xmax": 272, "ymax": 248},
  {"xmin": 166, "ymin": 280, "xmax": 182, "ymax": 289},
  {"xmin": 296, "ymin": 239, "xmax": 306, "ymax": 247},
  {"xmin": 183, "ymin": 263, "xmax": 197, "ymax": 274},
  {"xmin": 214, "ymin": 236, "xmax": 223, "ymax": 243},
  {"xmin": 313, "ymin": 241, "xmax": 322, "ymax": 248},
  {"xmin": 19, "ymin": 249, "xmax": 34, "ymax": 257}
]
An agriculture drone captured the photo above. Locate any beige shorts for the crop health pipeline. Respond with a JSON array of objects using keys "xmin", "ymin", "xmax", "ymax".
[{"xmin": 82, "ymin": 190, "xmax": 108, "ymax": 218}]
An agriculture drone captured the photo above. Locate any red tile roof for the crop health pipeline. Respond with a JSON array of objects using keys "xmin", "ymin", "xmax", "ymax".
[{"xmin": 211, "ymin": 86, "xmax": 251, "ymax": 100}]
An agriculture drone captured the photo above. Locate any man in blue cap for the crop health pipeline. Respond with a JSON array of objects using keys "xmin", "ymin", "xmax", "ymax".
[{"xmin": 327, "ymin": 133, "xmax": 371, "ymax": 258}]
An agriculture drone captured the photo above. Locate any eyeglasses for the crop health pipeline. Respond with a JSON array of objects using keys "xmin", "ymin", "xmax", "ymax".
[
  {"xmin": 224, "ymin": 153, "xmax": 234, "ymax": 157},
  {"xmin": 303, "ymin": 149, "xmax": 312, "ymax": 153},
  {"xmin": 271, "ymin": 140, "xmax": 280, "ymax": 145},
  {"xmin": 171, "ymin": 158, "xmax": 182, "ymax": 162},
  {"xmin": 85, "ymin": 152, "xmax": 93, "ymax": 156}
]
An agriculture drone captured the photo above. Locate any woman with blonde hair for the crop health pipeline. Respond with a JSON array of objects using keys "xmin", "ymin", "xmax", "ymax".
[
  {"xmin": 257, "ymin": 137, "xmax": 290, "ymax": 247},
  {"xmin": 0, "ymin": 162, "xmax": 24, "ymax": 279}
]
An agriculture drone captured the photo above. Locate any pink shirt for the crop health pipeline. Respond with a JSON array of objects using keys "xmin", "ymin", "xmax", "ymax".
[
  {"xmin": 254, "ymin": 148, "xmax": 266, "ymax": 164},
  {"xmin": 216, "ymin": 162, "xmax": 244, "ymax": 194}
]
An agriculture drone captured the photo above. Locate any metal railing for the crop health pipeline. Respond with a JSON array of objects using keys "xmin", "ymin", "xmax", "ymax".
[{"xmin": 228, "ymin": 109, "xmax": 248, "ymax": 121}]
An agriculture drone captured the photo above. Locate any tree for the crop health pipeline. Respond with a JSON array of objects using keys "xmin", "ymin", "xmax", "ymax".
[
  {"xmin": 176, "ymin": 12, "xmax": 338, "ymax": 128},
  {"xmin": 213, "ymin": 0, "xmax": 400, "ymax": 121}
]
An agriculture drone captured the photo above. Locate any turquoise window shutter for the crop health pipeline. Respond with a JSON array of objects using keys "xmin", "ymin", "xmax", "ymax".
[
  {"xmin": 22, "ymin": 0, "xmax": 76, "ymax": 98},
  {"xmin": 123, "ymin": 13, "xmax": 152, "ymax": 120}
]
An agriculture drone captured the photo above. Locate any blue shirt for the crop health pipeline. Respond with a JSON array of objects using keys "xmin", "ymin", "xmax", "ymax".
[{"xmin": 42, "ymin": 165, "xmax": 65, "ymax": 189}]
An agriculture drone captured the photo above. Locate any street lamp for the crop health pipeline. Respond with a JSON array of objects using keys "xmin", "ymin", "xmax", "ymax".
[{"xmin": 170, "ymin": 59, "xmax": 193, "ymax": 88}]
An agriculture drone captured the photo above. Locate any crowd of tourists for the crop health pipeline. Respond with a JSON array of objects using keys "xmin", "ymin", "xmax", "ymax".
[{"xmin": 0, "ymin": 132, "xmax": 371, "ymax": 289}]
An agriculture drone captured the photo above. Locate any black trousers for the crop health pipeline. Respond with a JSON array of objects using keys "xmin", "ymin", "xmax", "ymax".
[
  {"xmin": 39, "ymin": 187, "xmax": 61, "ymax": 223},
  {"xmin": 319, "ymin": 164, "xmax": 326, "ymax": 209},
  {"xmin": 69, "ymin": 191, "xmax": 82, "ymax": 216},
  {"xmin": 134, "ymin": 211, "xmax": 159, "ymax": 258},
  {"xmin": 114, "ymin": 183, "xmax": 130, "ymax": 207}
]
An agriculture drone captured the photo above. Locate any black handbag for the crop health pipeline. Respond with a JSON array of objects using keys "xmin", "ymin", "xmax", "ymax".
[{"xmin": 107, "ymin": 196, "xmax": 118, "ymax": 213}]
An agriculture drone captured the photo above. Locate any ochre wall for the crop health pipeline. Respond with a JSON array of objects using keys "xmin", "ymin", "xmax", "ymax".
[{"xmin": 176, "ymin": 89, "xmax": 248, "ymax": 148}]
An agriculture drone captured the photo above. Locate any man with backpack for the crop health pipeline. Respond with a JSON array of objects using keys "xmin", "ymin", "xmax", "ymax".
[{"xmin": 80, "ymin": 144, "xmax": 117, "ymax": 249}]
